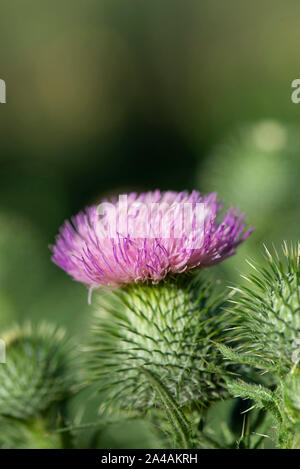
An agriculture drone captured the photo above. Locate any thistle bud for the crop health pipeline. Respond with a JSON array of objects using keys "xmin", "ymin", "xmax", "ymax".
[
  {"xmin": 218, "ymin": 243, "xmax": 300, "ymax": 448},
  {"xmin": 228, "ymin": 243, "xmax": 300, "ymax": 376},
  {"xmin": 0, "ymin": 322, "xmax": 74, "ymax": 421}
]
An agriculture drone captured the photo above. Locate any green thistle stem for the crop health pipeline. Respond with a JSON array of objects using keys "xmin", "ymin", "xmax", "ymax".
[{"xmin": 140, "ymin": 367, "xmax": 192, "ymax": 449}]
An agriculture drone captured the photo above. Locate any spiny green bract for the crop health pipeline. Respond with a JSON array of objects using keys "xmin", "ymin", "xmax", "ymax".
[
  {"xmin": 86, "ymin": 275, "xmax": 228, "ymax": 411},
  {"xmin": 0, "ymin": 322, "xmax": 74, "ymax": 421},
  {"xmin": 227, "ymin": 242, "xmax": 300, "ymax": 377}
]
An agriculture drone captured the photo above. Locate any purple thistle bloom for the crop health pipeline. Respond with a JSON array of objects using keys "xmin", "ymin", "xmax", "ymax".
[{"xmin": 51, "ymin": 190, "xmax": 253, "ymax": 289}]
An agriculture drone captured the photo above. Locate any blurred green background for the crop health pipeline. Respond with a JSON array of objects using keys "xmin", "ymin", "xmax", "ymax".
[{"xmin": 0, "ymin": 0, "xmax": 300, "ymax": 447}]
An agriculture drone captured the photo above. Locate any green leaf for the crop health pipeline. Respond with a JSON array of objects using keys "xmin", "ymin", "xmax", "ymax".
[
  {"xmin": 216, "ymin": 342, "xmax": 276, "ymax": 373},
  {"xmin": 226, "ymin": 379, "xmax": 282, "ymax": 425}
]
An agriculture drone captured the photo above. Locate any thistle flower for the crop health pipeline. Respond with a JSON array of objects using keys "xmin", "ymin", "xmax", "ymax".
[
  {"xmin": 51, "ymin": 190, "xmax": 252, "ymax": 290},
  {"xmin": 51, "ymin": 190, "xmax": 251, "ymax": 447}
]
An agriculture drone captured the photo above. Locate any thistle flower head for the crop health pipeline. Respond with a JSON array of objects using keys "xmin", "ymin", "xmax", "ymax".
[
  {"xmin": 0, "ymin": 322, "xmax": 74, "ymax": 421},
  {"xmin": 51, "ymin": 190, "xmax": 252, "ymax": 289}
]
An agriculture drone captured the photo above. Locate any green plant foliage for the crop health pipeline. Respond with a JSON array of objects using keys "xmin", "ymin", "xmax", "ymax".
[
  {"xmin": 218, "ymin": 243, "xmax": 300, "ymax": 448},
  {"xmin": 0, "ymin": 417, "xmax": 64, "ymax": 449},
  {"xmin": 86, "ymin": 274, "xmax": 229, "ymax": 413},
  {"xmin": 283, "ymin": 373, "xmax": 300, "ymax": 421}
]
